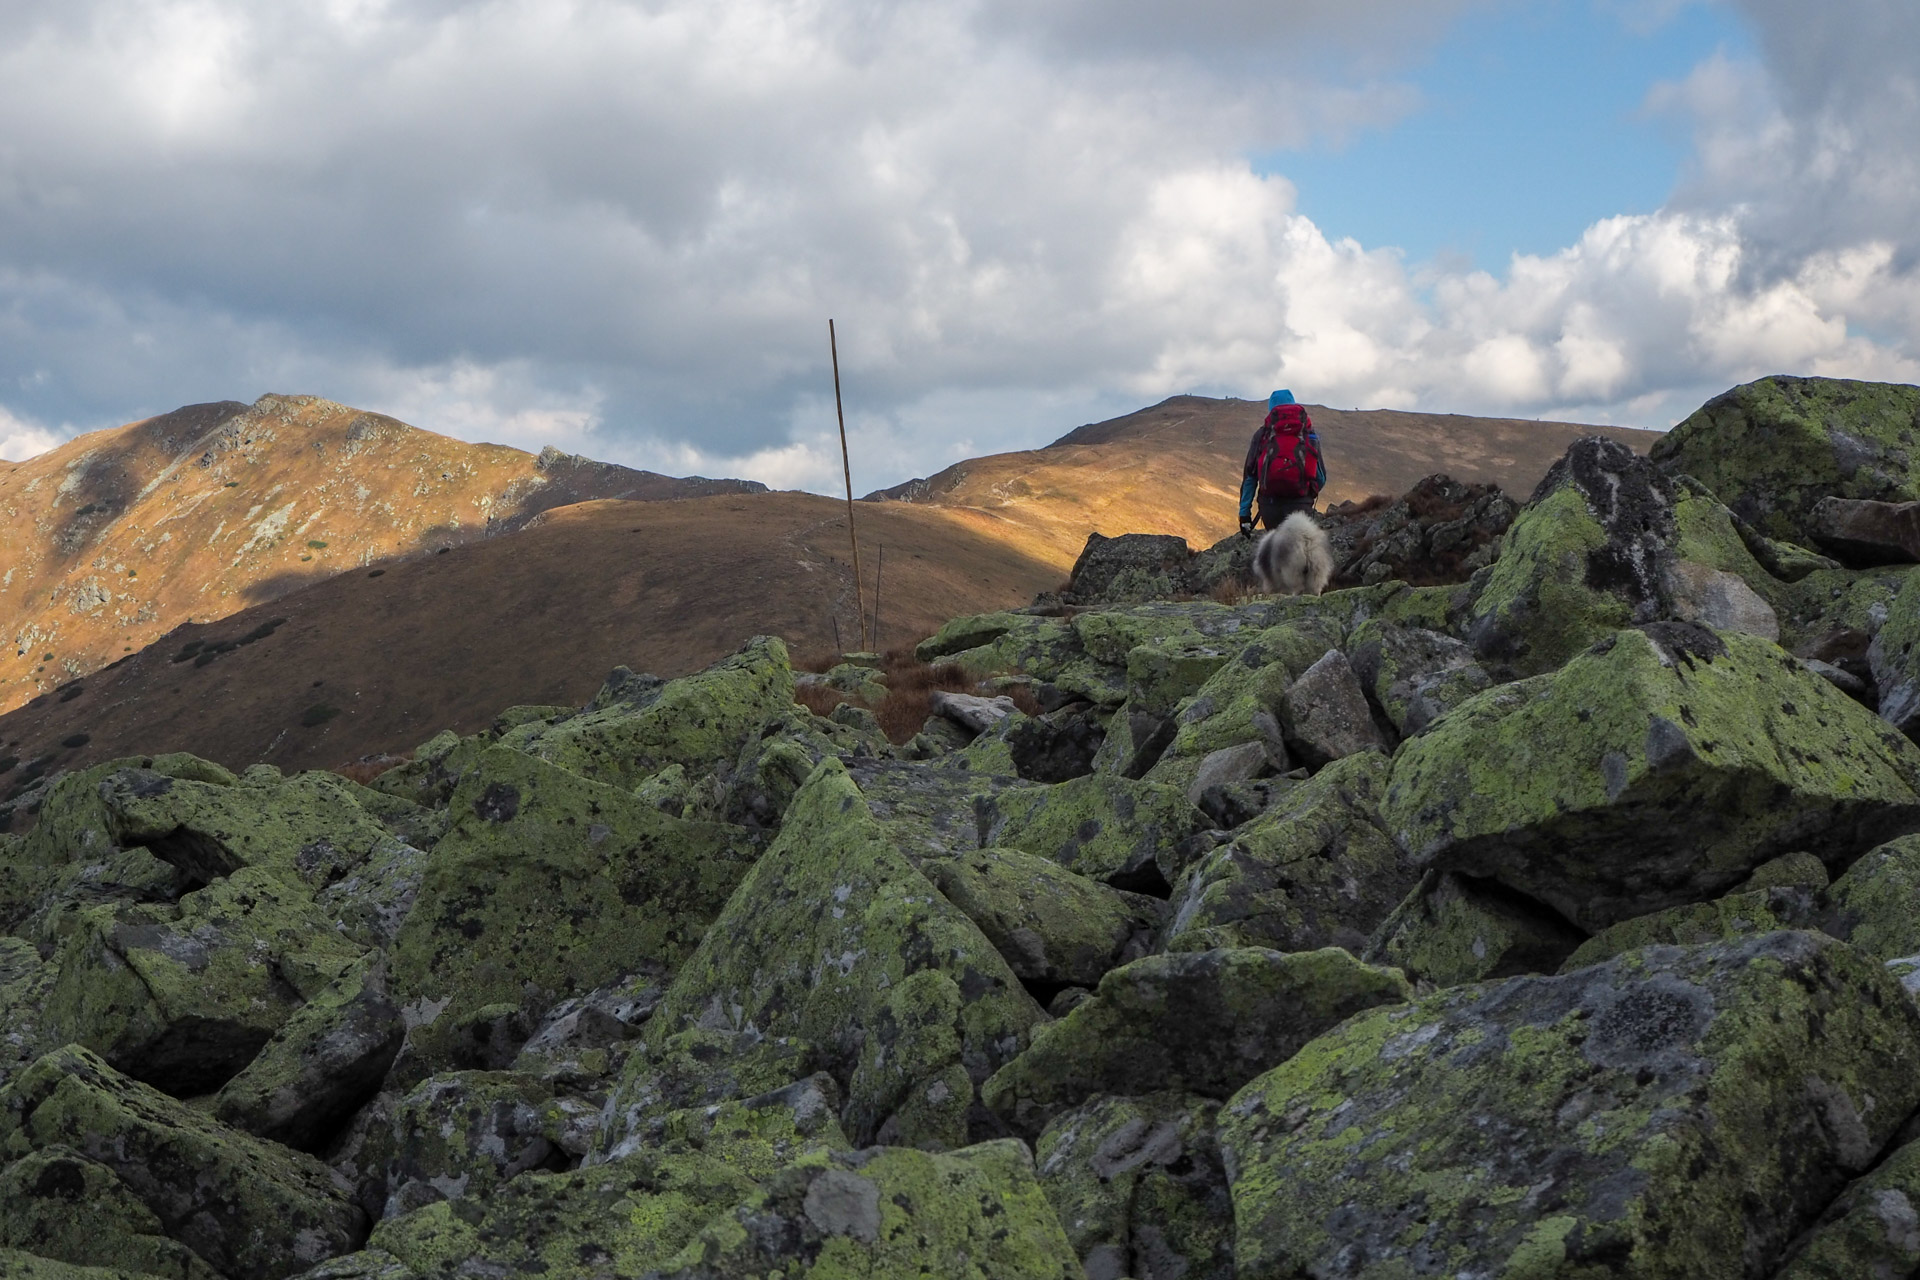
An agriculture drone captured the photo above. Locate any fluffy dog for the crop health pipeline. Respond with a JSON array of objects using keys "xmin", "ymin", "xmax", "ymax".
[{"xmin": 1252, "ymin": 511, "xmax": 1333, "ymax": 596}]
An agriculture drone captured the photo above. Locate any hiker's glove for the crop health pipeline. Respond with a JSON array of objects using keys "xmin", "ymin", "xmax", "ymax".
[{"xmin": 1239, "ymin": 521, "xmax": 1254, "ymax": 540}]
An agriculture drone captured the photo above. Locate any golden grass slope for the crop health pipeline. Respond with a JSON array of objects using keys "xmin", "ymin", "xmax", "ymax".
[{"xmin": 0, "ymin": 395, "xmax": 760, "ymax": 715}]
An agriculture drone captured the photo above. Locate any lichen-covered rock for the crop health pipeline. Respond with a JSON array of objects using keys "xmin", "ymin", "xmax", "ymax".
[
  {"xmin": 369, "ymin": 1146, "xmax": 759, "ymax": 1279},
  {"xmin": 1650, "ymin": 375, "xmax": 1920, "ymax": 548},
  {"xmin": 1162, "ymin": 751, "xmax": 1414, "ymax": 954},
  {"xmin": 214, "ymin": 955, "xmax": 403, "ymax": 1151},
  {"xmin": 508, "ymin": 969, "xmax": 660, "ymax": 1082},
  {"xmin": 1365, "ymin": 870, "xmax": 1584, "ymax": 988},
  {"xmin": 916, "ymin": 611, "xmax": 1027, "ymax": 662},
  {"xmin": 1560, "ymin": 884, "xmax": 1818, "ymax": 971},
  {"xmin": 1818, "ymin": 833, "xmax": 1920, "ymax": 962},
  {"xmin": 366, "ymin": 730, "xmax": 493, "ymax": 811},
  {"xmin": 1034, "ymin": 1092, "xmax": 1233, "ymax": 1280},
  {"xmin": 844, "ymin": 758, "xmax": 1028, "ymax": 861},
  {"xmin": 652, "ymin": 1140, "xmax": 1080, "ymax": 1280},
  {"xmin": 982, "ymin": 947, "xmax": 1409, "ymax": 1136},
  {"xmin": 980, "ymin": 773, "xmax": 1203, "ymax": 891},
  {"xmin": 42, "ymin": 867, "xmax": 367, "ymax": 1094},
  {"xmin": 1466, "ymin": 437, "xmax": 1680, "ymax": 674},
  {"xmin": 1347, "ymin": 619, "xmax": 1492, "ymax": 739},
  {"xmin": 0, "ymin": 940, "xmax": 53, "ymax": 1090},
  {"xmin": 1385, "ymin": 622, "xmax": 1920, "ymax": 932},
  {"xmin": 100, "ymin": 767, "xmax": 395, "ymax": 892},
  {"xmin": 595, "ymin": 1029, "xmax": 819, "ymax": 1162},
  {"xmin": 517, "ymin": 636, "xmax": 796, "ymax": 789},
  {"xmin": 1772, "ymin": 1134, "xmax": 1920, "ymax": 1279},
  {"xmin": 286, "ymin": 1250, "xmax": 417, "ymax": 1280},
  {"xmin": 1219, "ymin": 931, "xmax": 1920, "ymax": 1280},
  {"xmin": 382, "ymin": 1070, "xmax": 595, "ymax": 1218},
  {"xmin": 1870, "ymin": 568, "xmax": 1920, "ymax": 742},
  {"xmin": 14, "ymin": 754, "xmax": 237, "ymax": 872},
  {"xmin": 0, "ymin": 1252, "xmax": 184, "ymax": 1280},
  {"xmin": 1662, "ymin": 559, "xmax": 1781, "ymax": 640},
  {"xmin": 638, "ymin": 760, "xmax": 1044, "ymax": 1147},
  {"xmin": 921, "ymin": 849, "xmax": 1163, "ymax": 989},
  {"xmin": 1278, "ymin": 648, "xmax": 1385, "ymax": 767},
  {"xmin": 387, "ymin": 745, "xmax": 759, "ymax": 1069},
  {"xmin": 723, "ymin": 708, "xmax": 874, "ymax": 829},
  {"xmin": 608, "ymin": 1074, "xmax": 851, "ymax": 1180},
  {"xmin": 1145, "ymin": 620, "xmax": 1345, "ymax": 781},
  {"xmin": 312, "ymin": 838, "xmax": 428, "ymax": 952},
  {"xmin": 1124, "ymin": 640, "xmax": 1233, "ymax": 722},
  {"xmin": 0, "ymin": 1046, "xmax": 365, "ymax": 1280},
  {"xmin": 0, "ymin": 1145, "xmax": 221, "ymax": 1280}
]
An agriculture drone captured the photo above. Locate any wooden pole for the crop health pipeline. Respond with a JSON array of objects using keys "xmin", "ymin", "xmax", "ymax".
[
  {"xmin": 871, "ymin": 544, "xmax": 884, "ymax": 654},
  {"xmin": 830, "ymin": 318, "xmax": 868, "ymax": 652}
]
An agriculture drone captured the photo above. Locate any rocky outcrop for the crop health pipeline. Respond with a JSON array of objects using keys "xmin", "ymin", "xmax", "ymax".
[{"xmin": 5, "ymin": 382, "xmax": 1920, "ymax": 1279}]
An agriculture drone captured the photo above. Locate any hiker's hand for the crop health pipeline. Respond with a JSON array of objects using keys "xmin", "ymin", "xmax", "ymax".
[{"xmin": 1239, "ymin": 521, "xmax": 1254, "ymax": 540}]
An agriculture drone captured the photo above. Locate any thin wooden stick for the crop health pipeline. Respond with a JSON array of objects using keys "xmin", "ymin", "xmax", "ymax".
[
  {"xmin": 871, "ymin": 544, "xmax": 884, "ymax": 654},
  {"xmin": 830, "ymin": 318, "xmax": 868, "ymax": 651}
]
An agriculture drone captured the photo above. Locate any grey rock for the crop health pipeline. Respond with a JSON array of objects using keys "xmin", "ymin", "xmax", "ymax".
[
  {"xmin": 1811, "ymin": 495, "xmax": 1920, "ymax": 565},
  {"xmin": 1278, "ymin": 649, "xmax": 1384, "ymax": 768}
]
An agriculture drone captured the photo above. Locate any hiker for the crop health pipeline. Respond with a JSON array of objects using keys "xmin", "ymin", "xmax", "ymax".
[{"xmin": 1238, "ymin": 389, "xmax": 1327, "ymax": 536}]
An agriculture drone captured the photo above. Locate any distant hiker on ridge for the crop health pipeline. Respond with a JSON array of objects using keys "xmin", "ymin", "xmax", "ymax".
[{"xmin": 1238, "ymin": 389, "xmax": 1327, "ymax": 536}]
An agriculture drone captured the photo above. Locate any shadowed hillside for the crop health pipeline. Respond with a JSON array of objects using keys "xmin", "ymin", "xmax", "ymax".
[
  {"xmin": 0, "ymin": 492, "xmax": 1059, "ymax": 782},
  {"xmin": 870, "ymin": 395, "xmax": 1662, "ymax": 565},
  {"xmin": 0, "ymin": 394, "xmax": 763, "ymax": 714}
]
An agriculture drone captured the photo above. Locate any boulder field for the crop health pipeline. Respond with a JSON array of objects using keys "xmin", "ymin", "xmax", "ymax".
[{"xmin": 2, "ymin": 374, "xmax": 1920, "ymax": 1279}]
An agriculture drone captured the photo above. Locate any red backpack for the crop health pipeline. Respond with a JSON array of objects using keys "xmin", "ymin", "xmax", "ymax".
[{"xmin": 1258, "ymin": 405, "xmax": 1321, "ymax": 500}]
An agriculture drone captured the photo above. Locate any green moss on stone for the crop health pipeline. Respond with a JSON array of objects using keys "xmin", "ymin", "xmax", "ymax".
[
  {"xmin": 1220, "ymin": 930, "xmax": 1920, "ymax": 1280},
  {"xmin": 388, "ymin": 745, "xmax": 759, "ymax": 1072},
  {"xmin": 982, "ymin": 946, "xmax": 1409, "ymax": 1136},
  {"xmin": 0, "ymin": 1046, "xmax": 364, "ymax": 1280},
  {"xmin": 921, "ymin": 847, "xmax": 1163, "ymax": 987},
  {"xmin": 982, "ymin": 773, "xmax": 1202, "ymax": 887},
  {"xmin": 639, "ymin": 760, "xmax": 1044, "ymax": 1146},
  {"xmin": 0, "ymin": 1145, "xmax": 220, "ymax": 1280},
  {"xmin": 1383, "ymin": 625, "xmax": 1920, "ymax": 931}
]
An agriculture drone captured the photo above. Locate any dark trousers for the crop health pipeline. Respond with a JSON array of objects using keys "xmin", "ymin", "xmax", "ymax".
[{"xmin": 1258, "ymin": 496, "xmax": 1315, "ymax": 529}]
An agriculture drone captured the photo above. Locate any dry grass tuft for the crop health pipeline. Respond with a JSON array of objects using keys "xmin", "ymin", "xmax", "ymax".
[
  {"xmin": 1210, "ymin": 576, "xmax": 1253, "ymax": 605},
  {"xmin": 333, "ymin": 752, "xmax": 410, "ymax": 785},
  {"xmin": 794, "ymin": 632, "xmax": 1042, "ymax": 746}
]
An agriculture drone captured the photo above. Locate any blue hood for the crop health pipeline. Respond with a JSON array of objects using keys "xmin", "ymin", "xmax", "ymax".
[{"xmin": 1268, "ymin": 389, "xmax": 1296, "ymax": 408}]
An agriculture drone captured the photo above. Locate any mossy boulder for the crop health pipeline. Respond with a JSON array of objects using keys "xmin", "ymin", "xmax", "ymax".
[
  {"xmin": 843, "ymin": 758, "xmax": 1028, "ymax": 861},
  {"xmin": 916, "ymin": 612, "xmax": 1028, "ymax": 662},
  {"xmin": 1772, "ymin": 1134, "xmax": 1920, "ymax": 1279},
  {"xmin": 1277, "ymin": 647, "xmax": 1386, "ymax": 767},
  {"xmin": 100, "ymin": 767, "xmax": 395, "ymax": 892},
  {"xmin": 982, "ymin": 947, "xmax": 1410, "ymax": 1136},
  {"xmin": 42, "ymin": 868, "xmax": 367, "ymax": 1095},
  {"xmin": 382, "ymin": 1070, "xmax": 595, "ymax": 1217},
  {"xmin": 1466, "ymin": 438, "xmax": 1680, "ymax": 674},
  {"xmin": 1385, "ymin": 622, "xmax": 1920, "ymax": 931},
  {"xmin": 387, "ymin": 745, "xmax": 759, "ymax": 1069},
  {"xmin": 0, "ymin": 1046, "xmax": 365, "ymax": 1280},
  {"xmin": 1650, "ymin": 375, "xmax": 1920, "ymax": 548},
  {"xmin": 1560, "ymin": 884, "xmax": 1819, "ymax": 971},
  {"xmin": 15, "ymin": 754, "xmax": 237, "ymax": 872},
  {"xmin": 1162, "ymin": 751, "xmax": 1413, "ymax": 954},
  {"xmin": 0, "ymin": 1252, "xmax": 185, "ymax": 1280},
  {"xmin": 921, "ymin": 848, "xmax": 1163, "ymax": 988},
  {"xmin": 603, "ymin": 1074, "xmax": 851, "ymax": 1180},
  {"xmin": 1870, "ymin": 567, "xmax": 1920, "ymax": 741},
  {"xmin": 518, "ymin": 636, "xmax": 796, "ymax": 789},
  {"xmin": 1365, "ymin": 870, "xmax": 1584, "ymax": 988},
  {"xmin": 0, "ymin": 941, "xmax": 53, "ymax": 1093},
  {"xmin": 638, "ymin": 760, "xmax": 1044, "ymax": 1146},
  {"xmin": 312, "ymin": 837, "xmax": 429, "ymax": 952},
  {"xmin": 1347, "ymin": 619, "xmax": 1493, "ymax": 739},
  {"xmin": 1219, "ymin": 931, "xmax": 1920, "ymax": 1280},
  {"xmin": 367, "ymin": 730, "xmax": 493, "ymax": 810},
  {"xmin": 1146, "ymin": 620, "xmax": 1344, "ymax": 775},
  {"xmin": 1818, "ymin": 832, "xmax": 1920, "ymax": 962},
  {"xmin": 597, "ymin": 1029, "xmax": 820, "ymax": 1162},
  {"xmin": 980, "ymin": 773, "xmax": 1203, "ymax": 891},
  {"xmin": 369, "ymin": 1146, "xmax": 759, "ymax": 1279},
  {"xmin": 0, "ymin": 1145, "xmax": 221, "ymax": 1280},
  {"xmin": 213, "ymin": 955, "xmax": 403, "ymax": 1151},
  {"xmin": 652, "ymin": 1140, "xmax": 1080, "ymax": 1279},
  {"xmin": 1034, "ymin": 1092, "xmax": 1233, "ymax": 1280}
]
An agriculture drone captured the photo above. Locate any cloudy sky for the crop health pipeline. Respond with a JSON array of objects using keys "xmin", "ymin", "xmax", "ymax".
[{"xmin": 2, "ymin": 0, "xmax": 1916, "ymax": 493}]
